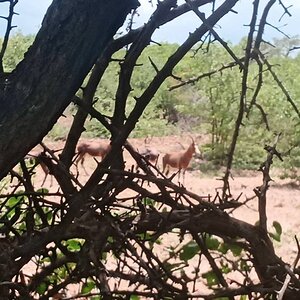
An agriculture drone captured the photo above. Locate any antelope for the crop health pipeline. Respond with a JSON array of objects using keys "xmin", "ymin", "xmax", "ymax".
[
  {"xmin": 141, "ymin": 136, "xmax": 159, "ymax": 165},
  {"xmin": 162, "ymin": 137, "xmax": 199, "ymax": 182},
  {"xmin": 135, "ymin": 147, "xmax": 160, "ymax": 173},
  {"xmin": 135, "ymin": 137, "xmax": 159, "ymax": 171},
  {"xmin": 140, "ymin": 147, "xmax": 159, "ymax": 165},
  {"xmin": 76, "ymin": 140, "xmax": 111, "ymax": 175}
]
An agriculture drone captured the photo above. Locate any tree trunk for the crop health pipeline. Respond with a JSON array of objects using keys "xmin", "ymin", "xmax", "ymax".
[{"xmin": 0, "ymin": 0, "xmax": 139, "ymax": 179}]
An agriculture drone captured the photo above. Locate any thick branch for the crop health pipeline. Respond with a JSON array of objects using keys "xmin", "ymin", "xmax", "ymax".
[{"xmin": 136, "ymin": 209, "xmax": 278, "ymax": 282}]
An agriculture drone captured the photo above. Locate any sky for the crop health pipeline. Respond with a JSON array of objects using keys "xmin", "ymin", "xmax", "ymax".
[{"xmin": 0, "ymin": 0, "xmax": 299, "ymax": 44}]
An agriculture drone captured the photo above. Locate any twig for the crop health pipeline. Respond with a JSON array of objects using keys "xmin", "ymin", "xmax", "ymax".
[
  {"xmin": 0, "ymin": 0, "xmax": 19, "ymax": 73},
  {"xmin": 124, "ymin": 0, "xmax": 240, "ymax": 143},
  {"xmin": 112, "ymin": 0, "xmax": 178, "ymax": 128},
  {"xmin": 256, "ymin": 134, "xmax": 282, "ymax": 232},
  {"xmin": 258, "ymin": 49, "xmax": 300, "ymax": 118},
  {"xmin": 265, "ymin": 21, "xmax": 290, "ymax": 39},
  {"xmin": 278, "ymin": 0, "xmax": 292, "ymax": 20},
  {"xmin": 222, "ymin": 0, "xmax": 259, "ymax": 200},
  {"xmin": 169, "ymin": 59, "xmax": 242, "ymax": 91},
  {"xmin": 185, "ymin": 0, "xmax": 244, "ymax": 70},
  {"xmin": 277, "ymin": 236, "xmax": 300, "ymax": 299}
]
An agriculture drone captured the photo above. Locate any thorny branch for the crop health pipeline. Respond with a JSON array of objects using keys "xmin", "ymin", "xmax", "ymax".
[
  {"xmin": 245, "ymin": 0, "xmax": 277, "ymax": 118},
  {"xmin": 221, "ymin": 0, "xmax": 259, "ymax": 200},
  {"xmin": 258, "ymin": 49, "xmax": 300, "ymax": 118},
  {"xmin": 60, "ymin": 0, "xmax": 214, "ymax": 170},
  {"xmin": 0, "ymin": 0, "xmax": 18, "ymax": 74},
  {"xmin": 186, "ymin": 0, "xmax": 244, "ymax": 70},
  {"xmin": 169, "ymin": 59, "xmax": 242, "ymax": 91},
  {"xmin": 255, "ymin": 134, "xmax": 282, "ymax": 232},
  {"xmin": 278, "ymin": 0, "xmax": 292, "ymax": 20}
]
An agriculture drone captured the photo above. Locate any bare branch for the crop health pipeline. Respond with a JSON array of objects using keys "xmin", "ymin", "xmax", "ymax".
[
  {"xmin": 258, "ymin": 50, "xmax": 300, "ymax": 118},
  {"xmin": 169, "ymin": 59, "xmax": 243, "ymax": 91},
  {"xmin": 186, "ymin": 0, "xmax": 244, "ymax": 70},
  {"xmin": 278, "ymin": 0, "xmax": 292, "ymax": 19},
  {"xmin": 222, "ymin": 0, "xmax": 259, "ymax": 200},
  {"xmin": 0, "ymin": 0, "xmax": 19, "ymax": 73}
]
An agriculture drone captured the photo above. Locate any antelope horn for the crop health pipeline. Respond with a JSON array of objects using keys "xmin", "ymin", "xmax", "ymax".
[{"xmin": 188, "ymin": 135, "xmax": 195, "ymax": 143}]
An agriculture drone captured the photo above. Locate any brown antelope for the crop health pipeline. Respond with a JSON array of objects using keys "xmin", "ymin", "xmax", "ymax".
[
  {"xmin": 162, "ymin": 137, "xmax": 199, "ymax": 182},
  {"xmin": 76, "ymin": 140, "xmax": 111, "ymax": 174}
]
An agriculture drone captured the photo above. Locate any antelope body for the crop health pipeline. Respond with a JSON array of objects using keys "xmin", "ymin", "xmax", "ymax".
[
  {"xmin": 162, "ymin": 139, "xmax": 198, "ymax": 182},
  {"xmin": 140, "ymin": 147, "xmax": 159, "ymax": 164},
  {"xmin": 76, "ymin": 141, "xmax": 111, "ymax": 174}
]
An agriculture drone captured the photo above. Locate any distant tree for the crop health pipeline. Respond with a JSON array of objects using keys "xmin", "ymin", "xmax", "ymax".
[
  {"xmin": 261, "ymin": 35, "xmax": 300, "ymax": 57},
  {"xmin": 0, "ymin": 0, "xmax": 300, "ymax": 299}
]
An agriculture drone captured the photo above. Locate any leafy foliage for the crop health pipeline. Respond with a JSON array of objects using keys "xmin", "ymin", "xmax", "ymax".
[
  {"xmin": 2, "ymin": 31, "xmax": 34, "ymax": 72},
  {"xmin": 3, "ymin": 32, "xmax": 300, "ymax": 171}
]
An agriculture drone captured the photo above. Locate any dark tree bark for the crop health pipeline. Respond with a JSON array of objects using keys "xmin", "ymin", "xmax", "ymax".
[{"xmin": 0, "ymin": 0, "xmax": 139, "ymax": 179}]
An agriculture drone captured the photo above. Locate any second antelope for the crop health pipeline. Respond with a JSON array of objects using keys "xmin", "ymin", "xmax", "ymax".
[
  {"xmin": 136, "ymin": 137, "xmax": 159, "ymax": 171},
  {"xmin": 135, "ymin": 147, "xmax": 159, "ymax": 172},
  {"xmin": 76, "ymin": 140, "xmax": 111, "ymax": 175},
  {"xmin": 162, "ymin": 137, "xmax": 199, "ymax": 182},
  {"xmin": 140, "ymin": 136, "xmax": 159, "ymax": 165},
  {"xmin": 140, "ymin": 147, "xmax": 159, "ymax": 165}
]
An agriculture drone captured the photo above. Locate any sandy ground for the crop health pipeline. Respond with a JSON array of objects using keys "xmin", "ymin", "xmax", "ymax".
[
  {"xmin": 27, "ymin": 135, "xmax": 300, "ymax": 297},
  {"xmin": 36, "ymin": 135, "xmax": 300, "ymax": 261}
]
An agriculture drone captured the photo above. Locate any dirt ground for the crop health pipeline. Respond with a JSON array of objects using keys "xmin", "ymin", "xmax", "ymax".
[
  {"xmin": 36, "ymin": 134, "xmax": 300, "ymax": 262},
  {"xmin": 28, "ymin": 134, "xmax": 300, "ymax": 297}
]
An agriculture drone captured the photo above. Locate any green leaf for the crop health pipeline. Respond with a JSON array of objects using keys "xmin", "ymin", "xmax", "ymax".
[
  {"xmin": 137, "ymin": 232, "xmax": 152, "ymax": 241},
  {"xmin": 240, "ymin": 260, "xmax": 251, "ymax": 272},
  {"xmin": 221, "ymin": 262, "xmax": 231, "ymax": 274},
  {"xmin": 40, "ymin": 256, "xmax": 51, "ymax": 263},
  {"xmin": 205, "ymin": 235, "xmax": 220, "ymax": 250},
  {"xmin": 46, "ymin": 211, "xmax": 53, "ymax": 222},
  {"xmin": 273, "ymin": 221, "xmax": 282, "ymax": 235},
  {"xmin": 81, "ymin": 281, "xmax": 95, "ymax": 294},
  {"xmin": 202, "ymin": 270, "xmax": 219, "ymax": 287},
  {"xmin": 66, "ymin": 239, "xmax": 82, "ymax": 252},
  {"xmin": 36, "ymin": 188, "xmax": 49, "ymax": 194},
  {"xmin": 218, "ymin": 243, "xmax": 229, "ymax": 254},
  {"xmin": 179, "ymin": 241, "xmax": 200, "ymax": 262},
  {"xmin": 130, "ymin": 295, "xmax": 140, "ymax": 300},
  {"xmin": 155, "ymin": 238, "xmax": 162, "ymax": 245},
  {"xmin": 142, "ymin": 197, "xmax": 155, "ymax": 207},
  {"xmin": 228, "ymin": 244, "xmax": 242, "ymax": 257},
  {"xmin": 269, "ymin": 232, "xmax": 280, "ymax": 242},
  {"xmin": 36, "ymin": 282, "xmax": 48, "ymax": 295},
  {"xmin": 269, "ymin": 221, "xmax": 282, "ymax": 242},
  {"xmin": 7, "ymin": 196, "xmax": 21, "ymax": 207},
  {"xmin": 57, "ymin": 265, "xmax": 67, "ymax": 280}
]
